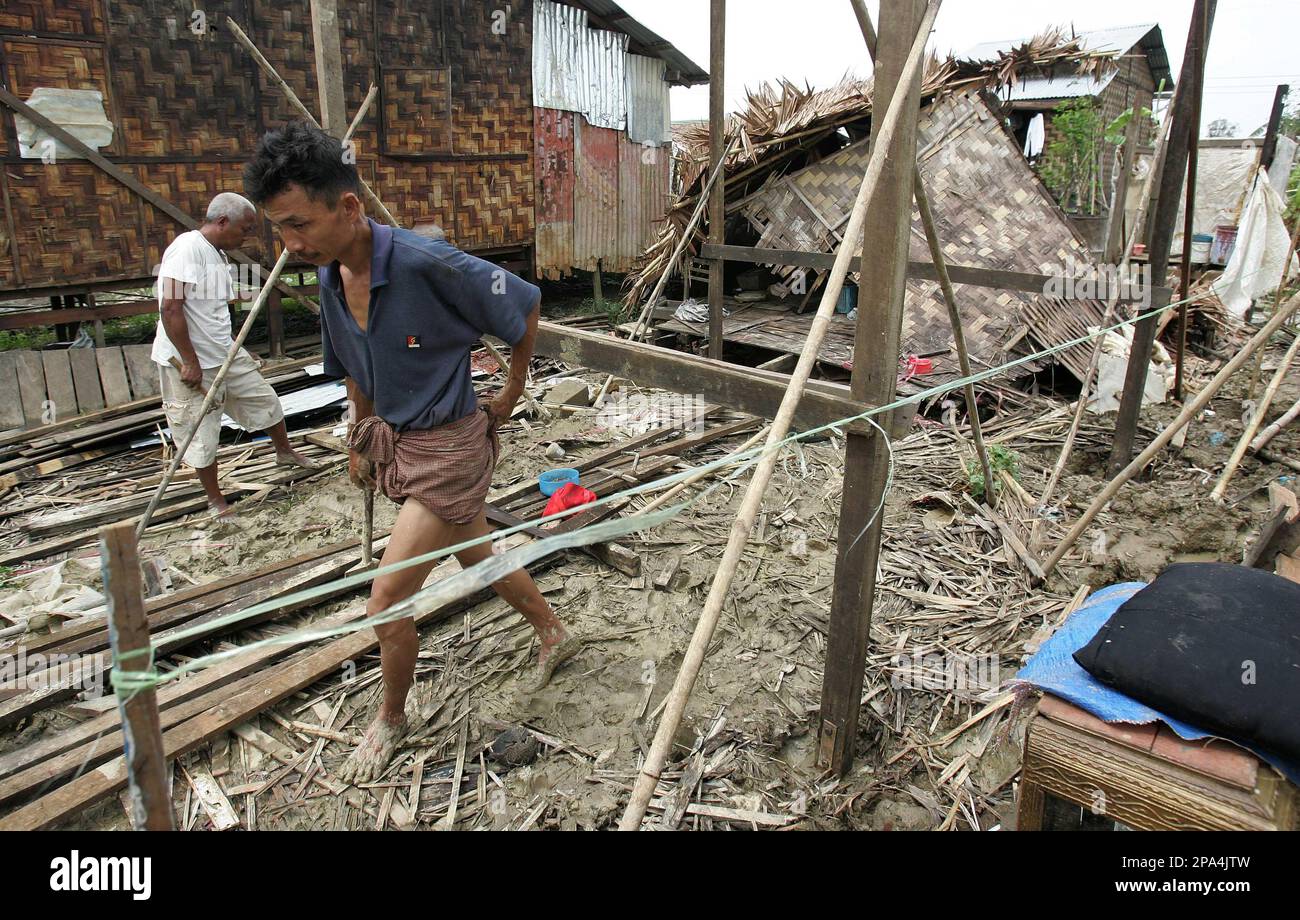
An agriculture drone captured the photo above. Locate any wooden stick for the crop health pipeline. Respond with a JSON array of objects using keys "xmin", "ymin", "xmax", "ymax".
[
  {"xmin": 1211, "ymin": 324, "xmax": 1300, "ymax": 500},
  {"xmin": 1030, "ymin": 109, "xmax": 1177, "ymax": 549},
  {"xmin": 343, "ymin": 84, "xmax": 378, "ymax": 147},
  {"xmin": 595, "ymin": 134, "xmax": 740, "ymax": 408},
  {"xmin": 225, "ymin": 17, "xmax": 399, "ymax": 227},
  {"xmin": 1245, "ymin": 218, "xmax": 1300, "ymax": 399},
  {"xmin": 101, "ymin": 521, "xmax": 174, "ymax": 830},
  {"xmin": 618, "ymin": 0, "xmax": 942, "ymax": 830},
  {"xmin": 1041, "ymin": 290, "xmax": 1300, "ymax": 579},
  {"xmin": 850, "ymin": 0, "xmax": 994, "ymax": 507},
  {"xmin": 1251, "ymin": 394, "xmax": 1300, "ymax": 453},
  {"xmin": 135, "ymin": 250, "xmax": 290, "ymax": 538},
  {"xmin": 362, "ymin": 488, "xmax": 375, "ymax": 567}
]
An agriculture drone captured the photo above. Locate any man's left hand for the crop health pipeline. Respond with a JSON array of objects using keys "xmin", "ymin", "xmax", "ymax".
[{"xmin": 487, "ymin": 384, "xmax": 522, "ymax": 424}]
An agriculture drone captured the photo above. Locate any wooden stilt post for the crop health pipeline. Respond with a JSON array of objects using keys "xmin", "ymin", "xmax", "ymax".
[
  {"xmin": 1104, "ymin": 112, "xmax": 1142, "ymax": 266},
  {"xmin": 1174, "ymin": 6, "xmax": 1207, "ymax": 400},
  {"xmin": 1110, "ymin": 0, "xmax": 1215, "ymax": 474},
  {"xmin": 818, "ymin": 0, "xmax": 927, "ymax": 776},
  {"xmin": 617, "ymin": 0, "xmax": 942, "ymax": 828},
  {"xmin": 310, "ymin": 0, "xmax": 348, "ymax": 136},
  {"xmin": 267, "ymin": 287, "xmax": 285, "ymax": 359},
  {"xmin": 101, "ymin": 521, "xmax": 174, "ymax": 830},
  {"xmin": 708, "ymin": 0, "xmax": 727, "ymax": 360},
  {"xmin": 849, "ymin": 0, "xmax": 995, "ymax": 507}
]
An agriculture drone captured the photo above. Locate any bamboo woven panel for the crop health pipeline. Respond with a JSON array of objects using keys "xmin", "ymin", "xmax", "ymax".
[
  {"xmin": 371, "ymin": 160, "xmax": 455, "ymax": 233},
  {"xmin": 378, "ymin": 0, "xmax": 446, "ymax": 64},
  {"xmin": 250, "ymin": 0, "xmax": 320, "ymax": 131},
  {"xmin": 381, "ymin": 68, "xmax": 451, "ymax": 154},
  {"xmin": 741, "ymin": 91, "xmax": 1106, "ymax": 382},
  {"xmin": 2, "ymin": 38, "xmax": 118, "ymax": 156},
  {"xmin": 6, "ymin": 163, "xmax": 143, "ymax": 284},
  {"xmin": 133, "ymin": 161, "xmax": 271, "ymax": 269},
  {"xmin": 0, "ymin": 0, "xmax": 103, "ymax": 35},
  {"xmin": 446, "ymin": 0, "xmax": 533, "ymax": 158},
  {"xmin": 107, "ymin": 0, "xmax": 259, "ymax": 157},
  {"xmin": 454, "ymin": 159, "xmax": 534, "ymax": 249},
  {"xmin": 534, "ymin": 107, "xmax": 575, "ymax": 279}
]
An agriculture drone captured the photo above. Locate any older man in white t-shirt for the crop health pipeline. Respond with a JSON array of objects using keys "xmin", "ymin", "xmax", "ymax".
[{"xmin": 154, "ymin": 192, "xmax": 316, "ymax": 516}]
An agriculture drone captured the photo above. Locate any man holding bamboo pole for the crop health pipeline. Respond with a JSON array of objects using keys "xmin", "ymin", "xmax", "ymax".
[{"xmin": 244, "ymin": 122, "xmax": 580, "ymax": 783}]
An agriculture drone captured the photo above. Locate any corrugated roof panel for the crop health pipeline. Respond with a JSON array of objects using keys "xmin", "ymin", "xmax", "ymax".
[
  {"xmin": 533, "ymin": 0, "xmax": 628, "ymax": 130},
  {"xmin": 626, "ymin": 53, "xmax": 671, "ymax": 146}
]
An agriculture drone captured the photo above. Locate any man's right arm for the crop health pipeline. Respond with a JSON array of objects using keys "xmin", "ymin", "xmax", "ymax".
[
  {"xmin": 346, "ymin": 377, "xmax": 376, "ymax": 489},
  {"xmin": 159, "ymin": 277, "xmax": 203, "ymax": 389}
]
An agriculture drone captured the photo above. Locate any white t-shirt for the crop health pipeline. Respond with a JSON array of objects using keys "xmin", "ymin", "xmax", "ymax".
[{"xmin": 151, "ymin": 230, "xmax": 236, "ymax": 369}]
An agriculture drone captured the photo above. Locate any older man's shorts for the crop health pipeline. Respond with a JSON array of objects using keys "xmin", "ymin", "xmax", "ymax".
[{"xmin": 159, "ymin": 348, "xmax": 285, "ymax": 469}]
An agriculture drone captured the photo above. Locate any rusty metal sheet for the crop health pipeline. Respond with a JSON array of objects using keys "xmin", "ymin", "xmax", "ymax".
[
  {"xmin": 535, "ymin": 107, "xmax": 575, "ymax": 280},
  {"xmin": 574, "ymin": 116, "xmax": 619, "ymax": 271}
]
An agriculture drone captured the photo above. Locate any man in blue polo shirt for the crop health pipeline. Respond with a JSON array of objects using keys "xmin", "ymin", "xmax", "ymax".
[{"xmin": 245, "ymin": 122, "xmax": 580, "ymax": 784}]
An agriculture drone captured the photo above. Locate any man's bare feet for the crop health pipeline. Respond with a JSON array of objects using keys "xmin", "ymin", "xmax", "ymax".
[
  {"xmin": 527, "ymin": 632, "xmax": 583, "ymax": 691},
  {"xmin": 338, "ymin": 711, "xmax": 408, "ymax": 785},
  {"xmin": 276, "ymin": 448, "xmax": 321, "ymax": 471},
  {"xmin": 207, "ymin": 499, "xmax": 233, "ymax": 519}
]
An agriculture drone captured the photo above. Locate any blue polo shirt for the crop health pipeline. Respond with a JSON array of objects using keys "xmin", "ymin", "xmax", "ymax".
[{"xmin": 318, "ymin": 220, "xmax": 541, "ymax": 432}]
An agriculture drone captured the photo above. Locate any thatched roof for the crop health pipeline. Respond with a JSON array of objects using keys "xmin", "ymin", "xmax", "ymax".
[{"xmin": 631, "ymin": 29, "xmax": 1119, "ymax": 305}]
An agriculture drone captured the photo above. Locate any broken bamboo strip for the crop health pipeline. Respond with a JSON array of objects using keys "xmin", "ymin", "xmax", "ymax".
[
  {"xmin": 1251, "ymin": 395, "xmax": 1300, "ymax": 454},
  {"xmin": 1041, "ymin": 291, "xmax": 1300, "ymax": 579},
  {"xmin": 1246, "ymin": 218, "xmax": 1300, "ymax": 400},
  {"xmin": 619, "ymin": 0, "xmax": 943, "ymax": 831},
  {"xmin": 135, "ymin": 250, "xmax": 290, "ymax": 538},
  {"xmin": 1211, "ymin": 326, "xmax": 1300, "ymax": 500}
]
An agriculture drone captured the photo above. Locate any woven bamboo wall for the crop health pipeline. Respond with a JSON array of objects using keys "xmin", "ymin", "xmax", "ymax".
[
  {"xmin": 0, "ymin": 0, "xmax": 677, "ymax": 295},
  {"xmin": 742, "ymin": 91, "xmax": 1107, "ymax": 383}
]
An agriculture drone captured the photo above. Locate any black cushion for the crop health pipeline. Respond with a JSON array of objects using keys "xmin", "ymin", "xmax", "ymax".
[{"xmin": 1073, "ymin": 563, "xmax": 1300, "ymax": 762}]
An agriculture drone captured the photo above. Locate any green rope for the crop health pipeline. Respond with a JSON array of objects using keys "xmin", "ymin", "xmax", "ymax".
[{"xmin": 111, "ymin": 293, "xmax": 1194, "ymax": 690}]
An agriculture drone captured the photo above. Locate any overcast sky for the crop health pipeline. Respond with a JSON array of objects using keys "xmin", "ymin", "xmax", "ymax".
[{"xmin": 618, "ymin": 0, "xmax": 1298, "ymax": 136}]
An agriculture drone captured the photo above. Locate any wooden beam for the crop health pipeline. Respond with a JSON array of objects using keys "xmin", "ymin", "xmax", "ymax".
[
  {"xmin": 1260, "ymin": 84, "xmax": 1290, "ymax": 173},
  {"xmin": 101, "ymin": 521, "xmax": 174, "ymax": 830},
  {"xmin": 818, "ymin": 0, "xmax": 927, "ymax": 776},
  {"xmin": 0, "ymin": 298, "xmax": 158, "ymax": 331},
  {"xmin": 700, "ymin": 243, "xmax": 1170, "ymax": 305},
  {"xmin": 708, "ymin": 0, "xmax": 726, "ymax": 360},
  {"xmin": 534, "ymin": 321, "xmax": 876, "ymax": 435},
  {"xmin": 1110, "ymin": 0, "xmax": 1216, "ymax": 474},
  {"xmin": 1175, "ymin": 7, "xmax": 1208, "ymax": 400},
  {"xmin": 310, "ymin": 0, "xmax": 348, "ymax": 135},
  {"xmin": 0, "ymin": 87, "xmax": 303, "ymax": 309}
]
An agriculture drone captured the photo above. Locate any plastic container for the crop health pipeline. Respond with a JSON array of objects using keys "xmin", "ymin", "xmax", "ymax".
[
  {"xmin": 835, "ymin": 284, "xmax": 858, "ymax": 315},
  {"xmin": 539, "ymin": 468, "xmax": 580, "ymax": 497},
  {"xmin": 1190, "ymin": 233, "xmax": 1213, "ymax": 264}
]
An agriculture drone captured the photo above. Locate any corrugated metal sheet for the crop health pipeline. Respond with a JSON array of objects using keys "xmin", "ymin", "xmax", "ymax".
[
  {"xmin": 533, "ymin": 0, "xmax": 628, "ymax": 131},
  {"xmin": 573, "ymin": 116, "xmax": 620, "ymax": 270},
  {"xmin": 564, "ymin": 0, "xmax": 709, "ymax": 85},
  {"xmin": 617, "ymin": 134, "xmax": 670, "ymax": 271},
  {"xmin": 535, "ymin": 107, "xmax": 576, "ymax": 280},
  {"xmin": 626, "ymin": 53, "xmax": 671, "ymax": 146}
]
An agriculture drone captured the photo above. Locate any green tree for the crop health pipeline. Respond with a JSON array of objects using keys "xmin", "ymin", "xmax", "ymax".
[{"xmin": 1039, "ymin": 98, "xmax": 1105, "ymax": 216}]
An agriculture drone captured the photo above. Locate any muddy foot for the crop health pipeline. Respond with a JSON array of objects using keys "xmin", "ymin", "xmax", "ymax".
[
  {"xmin": 276, "ymin": 449, "xmax": 321, "ymax": 471},
  {"xmin": 338, "ymin": 712, "xmax": 407, "ymax": 785},
  {"xmin": 526, "ymin": 633, "xmax": 583, "ymax": 692},
  {"xmin": 206, "ymin": 500, "xmax": 234, "ymax": 519}
]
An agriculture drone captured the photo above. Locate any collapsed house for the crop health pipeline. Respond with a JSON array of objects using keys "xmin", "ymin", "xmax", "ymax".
[{"xmin": 628, "ymin": 38, "xmax": 1152, "ymax": 394}]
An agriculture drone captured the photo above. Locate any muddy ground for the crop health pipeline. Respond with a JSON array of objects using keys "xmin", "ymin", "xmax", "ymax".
[{"xmin": 4, "ymin": 330, "xmax": 1296, "ymax": 831}]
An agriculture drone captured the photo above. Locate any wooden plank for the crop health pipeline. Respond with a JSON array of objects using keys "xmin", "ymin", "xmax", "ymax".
[
  {"xmin": 96, "ymin": 345, "xmax": 132, "ymax": 407},
  {"xmin": 0, "ymin": 352, "xmax": 24, "ymax": 429},
  {"xmin": 535, "ymin": 321, "xmax": 875, "ymax": 435},
  {"xmin": 0, "ymin": 298, "xmax": 157, "ymax": 331},
  {"xmin": 68, "ymin": 347, "xmax": 104, "ymax": 413},
  {"xmin": 101, "ymin": 521, "xmax": 174, "ymax": 830},
  {"xmin": 309, "ymin": 0, "xmax": 348, "ymax": 136},
  {"xmin": 39, "ymin": 350, "xmax": 76, "ymax": 426},
  {"xmin": 818, "ymin": 0, "xmax": 926, "ymax": 777},
  {"xmin": 122, "ymin": 344, "xmax": 160, "ymax": 399},
  {"xmin": 14, "ymin": 351, "xmax": 46, "ymax": 427}
]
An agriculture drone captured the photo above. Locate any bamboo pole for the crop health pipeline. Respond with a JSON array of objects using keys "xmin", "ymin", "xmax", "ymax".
[
  {"xmin": 344, "ymin": 84, "xmax": 379, "ymax": 146},
  {"xmin": 135, "ymin": 250, "xmax": 291, "ymax": 538},
  {"xmin": 1210, "ymin": 326, "xmax": 1300, "ymax": 500},
  {"xmin": 226, "ymin": 17, "xmax": 398, "ymax": 227},
  {"xmin": 1245, "ymin": 219, "xmax": 1300, "ymax": 399},
  {"xmin": 618, "ymin": 0, "xmax": 942, "ymax": 830},
  {"xmin": 1251, "ymin": 394, "xmax": 1300, "ymax": 454},
  {"xmin": 1041, "ymin": 290, "xmax": 1300, "ymax": 579},
  {"xmin": 849, "ymin": 0, "xmax": 994, "ymax": 507}
]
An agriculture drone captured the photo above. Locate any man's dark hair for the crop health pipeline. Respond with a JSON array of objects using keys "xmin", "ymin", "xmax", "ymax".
[{"xmin": 243, "ymin": 121, "xmax": 361, "ymax": 206}]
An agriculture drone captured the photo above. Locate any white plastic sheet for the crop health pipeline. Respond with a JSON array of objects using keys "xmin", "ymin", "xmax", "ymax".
[{"xmin": 1212, "ymin": 167, "xmax": 1300, "ymax": 319}]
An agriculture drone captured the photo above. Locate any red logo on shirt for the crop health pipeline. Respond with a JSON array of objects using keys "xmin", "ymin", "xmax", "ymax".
[{"xmin": 406, "ymin": 335, "xmax": 421, "ymax": 349}]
